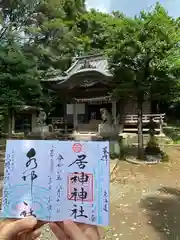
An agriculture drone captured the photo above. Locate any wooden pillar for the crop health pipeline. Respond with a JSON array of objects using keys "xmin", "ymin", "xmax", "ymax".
[
  {"xmin": 160, "ymin": 114, "xmax": 163, "ymax": 134},
  {"xmin": 31, "ymin": 112, "xmax": 37, "ymax": 132},
  {"xmin": 112, "ymin": 101, "xmax": 117, "ymax": 124},
  {"xmin": 73, "ymin": 103, "xmax": 77, "ymax": 131}
]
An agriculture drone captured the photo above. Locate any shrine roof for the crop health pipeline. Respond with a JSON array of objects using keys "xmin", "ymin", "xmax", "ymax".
[{"xmin": 43, "ymin": 54, "xmax": 112, "ymax": 83}]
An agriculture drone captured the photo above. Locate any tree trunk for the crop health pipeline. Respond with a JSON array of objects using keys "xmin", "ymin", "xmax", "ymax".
[
  {"xmin": 137, "ymin": 100, "xmax": 144, "ymax": 160},
  {"xmin": 117, "ymin": 100, "xmax": 126, "ymax": 133}
]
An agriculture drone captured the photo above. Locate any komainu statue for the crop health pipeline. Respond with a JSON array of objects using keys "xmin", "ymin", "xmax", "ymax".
[
  {"xmin": 99, "ymin": 108, "xmax": 114, "ymax": 137},
  {"xmin": 100, "ymin": 108, "xmax": 112, "ymax": 125},
  {"xmin": 36, "ymin": 110, "xmax": 47, "ymax": 126},
  {"xmin": 99, "ymin": 108, "xmax": 121, "ymax": 137}
]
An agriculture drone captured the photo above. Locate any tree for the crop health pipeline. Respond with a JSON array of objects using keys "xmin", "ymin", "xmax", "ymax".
[
  {"xmin": 0, "ymin": 0, "xmax": 87, "ymax": 118},
  {"xmin": 21, "ymin": 0, "xmax": 87, "ymax": 114},
  {"xmin": 0, "ymin": 0, "xmax": 38, "ymax": 42},
  {"xmin": 76, "ymin": 9, "xmax": 123, "ymax": 54},
  {"xmin": 0, "ymin": 39, "xmax": 42, "ymax": 136},
  {"xmin": 107, "ymin": 3, "xmax": 180, "ymax": 159},
  {"xmin": 23, "ymin": 0, "xmax": 86, "ymax": 73}
]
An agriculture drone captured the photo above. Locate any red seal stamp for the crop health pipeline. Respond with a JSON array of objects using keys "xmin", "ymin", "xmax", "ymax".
[{"xmin": 72, "ymin": 143, "xmax": 82, "ymax": 153}]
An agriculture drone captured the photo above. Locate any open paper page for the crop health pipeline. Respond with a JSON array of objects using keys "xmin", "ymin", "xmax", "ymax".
[{"xmin": 1, "ymin": 140, "xmax": 110, "ymax": 226}]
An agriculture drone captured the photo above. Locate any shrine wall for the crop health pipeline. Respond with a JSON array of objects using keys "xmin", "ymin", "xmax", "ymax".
[{"xmin": 121, "ymin": 99, "xmax": 151, "ymax": 115}]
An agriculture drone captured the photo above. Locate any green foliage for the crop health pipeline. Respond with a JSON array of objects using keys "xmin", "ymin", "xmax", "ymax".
[
  {"xmin": 0, "ymin": 40, "xmax": 42, "ymax": 134},
  {"xmin": 108, "ymin": 3, "xmax": 180, "ymax": 103},
  {"xmin": 0, "ymin": 0, "xmax": 87, "ymax": 127},
  {"xmin": 106, "ymin": 4, "xmax": 180, "ymax": 159},
  {"xmin": 145, "ymin": 136, "xmax": 169, "ymax": 162},
  {"xmin": 145, "ymin": 136, "xmax": 161, "ymax": 155},
  {"xmin": 76, "ymin": 10, "xmax": 123, "ymax": 54},
  {"xmin": 163, "ymin": 124, "xmax": 180, "ymax": 144},
  {"xmin": 0, "ymin": 0, "xmax": 38, "ymax": 42},
  {"xmin": 24, "ymin": 0, "xmax": 86, "ymax": 74},
  {"xmin": 0, "ymin": 42, "xmax": 42, "ymax": 105}
]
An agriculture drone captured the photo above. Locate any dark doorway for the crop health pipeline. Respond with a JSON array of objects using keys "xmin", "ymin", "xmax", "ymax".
[
  {"xmin": 88, "ymin": 103, "xmax": 112, "ymax": 121},
  {"xmin": 15, "ymin": 113, "xmax": 32, "ymax": 132}
]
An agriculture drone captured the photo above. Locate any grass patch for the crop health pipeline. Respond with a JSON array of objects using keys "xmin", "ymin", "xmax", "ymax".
[{"xmin": 163, "ymin": 125, "xmax": 180, "ymax": 144}]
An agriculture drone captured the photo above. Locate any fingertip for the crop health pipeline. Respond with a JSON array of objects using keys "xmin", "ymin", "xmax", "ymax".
[
  {"xmin": 49, "ymin": 222, "xmax": 60, "ymax": 232},
  {"xmin": 63, "ymin": 220, "xmax": 84, "ymax": 240},
  {"xmin": 31, "ymin": 228, "xmax": 41, "ymax": 239},
  {"xmin": 17, "ymin": 216, "xmax": 37, "ymax": 228},
  {"xmin": 49, "ymin": 222, "xmax": 69, "ymax": 239},
  {"xmin": 49, "ymin": 222, "xmax": 55, "ymax": 229},
  {"xmin": 1, "ymin": 216, "xmax": 37, "ymax": 238}
]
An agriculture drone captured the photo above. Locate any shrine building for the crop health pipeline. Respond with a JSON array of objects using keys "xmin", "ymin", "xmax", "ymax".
[
  {"xmin": 42, "ymin": 54, "xmax": 164, "ymax": 135},
  {"xmin": 10, "ymin": 54, "xmax": 164, "ymax": 135}
]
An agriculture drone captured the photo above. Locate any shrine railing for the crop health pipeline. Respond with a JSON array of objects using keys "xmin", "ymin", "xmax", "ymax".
[
  {"xmin": 49, "ymin": 117, "xmax": 65, "ymax": 125},
  {"xmin": 122, "ymin": 113, "xmax": 165, "ymax": 124},
  {"xmin": 48, "ymin": 114, "xmax": 165, "ymax": 131}
]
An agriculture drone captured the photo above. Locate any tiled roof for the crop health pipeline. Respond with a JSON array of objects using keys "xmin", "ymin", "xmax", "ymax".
[
  {"xmin": 43, "ymin": 54, "xmax": 112, "ymax": 82},
  {"xmin": 66, "ymin": 54, "xmax": 111, "ymax": 76}
]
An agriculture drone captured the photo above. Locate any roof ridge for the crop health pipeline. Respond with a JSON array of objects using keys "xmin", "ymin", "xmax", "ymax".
[{"xmin": 75, "ymin": 53, "xmax": 104, "ymax": 60}]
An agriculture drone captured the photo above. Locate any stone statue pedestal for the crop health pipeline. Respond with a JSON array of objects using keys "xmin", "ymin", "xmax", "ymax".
[
  {"xmin": 35, "ymin": 126, "xmax": 49, "ymax": 133},
  {"xmin": 29, "ymin": 125, "xmax": 50, "ymax": 139},
  {"xmin": 98, "ymin": 123, "xmax": 118, "ymax": 138}
]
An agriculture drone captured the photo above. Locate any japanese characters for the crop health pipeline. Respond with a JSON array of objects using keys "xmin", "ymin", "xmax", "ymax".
[
  {"xmin": 55, "ymin": 153, "xmax": 64, "ymax": 215},
  {"xmin": 2, "ymin": 140, "xmax": 110, "ymax": 226},
  {"xmin": 22, "ymin": 148, "xmax": 38, "ymax": 194},
  {"xmin": 21, "ymin": 148, "xmax": 38, "ymax": 217},
  {"xmin": 68, "ymin": 144, "xmax": 93, "ymax": 221}
]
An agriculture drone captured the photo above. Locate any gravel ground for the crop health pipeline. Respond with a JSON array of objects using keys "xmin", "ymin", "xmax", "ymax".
[{"xmin": 101, "ymin": 146, "xmax": 180, "ymax": 240}]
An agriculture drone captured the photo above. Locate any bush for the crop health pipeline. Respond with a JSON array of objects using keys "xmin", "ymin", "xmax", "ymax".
[
  {"xmin": 145, "ymin": 136, "xmax": 169, "ymax": 162},
  {"xmin": 145, "ymin": 136, "xmax": 161, "ymax": 155}
]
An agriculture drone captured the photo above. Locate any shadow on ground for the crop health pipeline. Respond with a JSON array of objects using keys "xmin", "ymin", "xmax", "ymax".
[
  {"xmin": 123, "ymin": 146, "xmax": 139, "ymax": 158},
  {"xmin": 140, "ymin": 187, "xmax": 180, "ymax": 240},
  {"xmin": 123, "ymin": 146, "xmax": 147, "ymax": 159}
]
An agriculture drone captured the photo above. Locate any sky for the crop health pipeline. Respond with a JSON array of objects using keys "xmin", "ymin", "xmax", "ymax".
[{"xmin": 86, "ymin": 0, "xmax": 180, "ymax": 18}]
